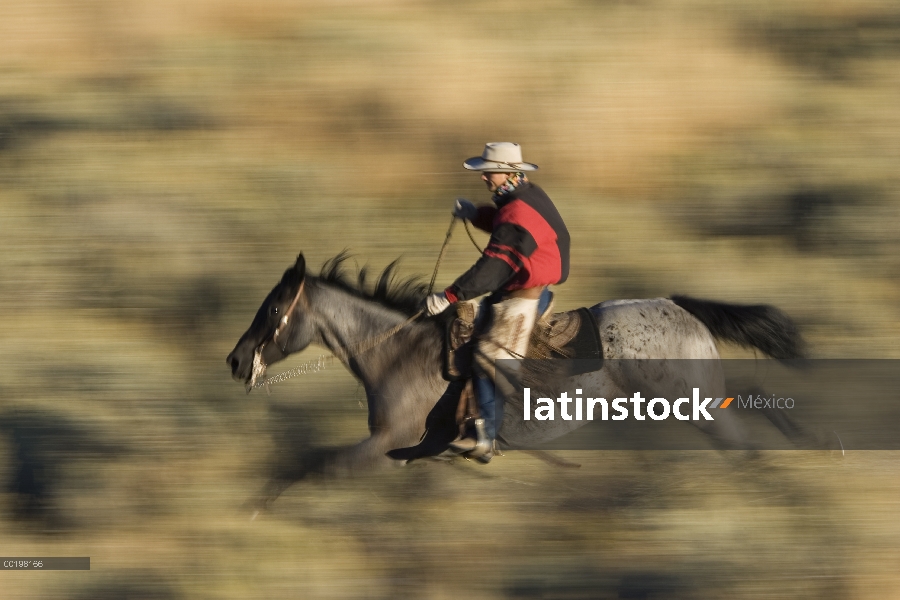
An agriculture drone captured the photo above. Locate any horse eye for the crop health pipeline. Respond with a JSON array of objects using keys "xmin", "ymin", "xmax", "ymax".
[{"xmin": 269, "ymin": 306, "xmax": 279, "ymax": 317}]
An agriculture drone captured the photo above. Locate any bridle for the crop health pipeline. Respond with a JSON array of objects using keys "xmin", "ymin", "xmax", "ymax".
[
  {"xmin": 246, "ymin": 275, "xmax": 425, "ymax": 394},
  {"xmin": 247, "ymin": 279, "xmax": 307, "ymax": 393},
  {"xmin": 245, "ymin": 216, "xmax": 472, "ymax": 394},
  {"xmin": 272, "ymin": 279, "xmax": 306, "ymax": 350}
]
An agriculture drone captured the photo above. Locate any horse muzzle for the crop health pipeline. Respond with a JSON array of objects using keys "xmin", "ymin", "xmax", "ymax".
[{"xmin": 227, "ymin": 346, "xmax": 255, "ymax": 382}]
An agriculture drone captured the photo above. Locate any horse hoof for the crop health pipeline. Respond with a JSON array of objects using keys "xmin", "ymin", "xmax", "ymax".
[{"xmin": 243, "ymin": 496, "xmax": 273, "ymax": 520}]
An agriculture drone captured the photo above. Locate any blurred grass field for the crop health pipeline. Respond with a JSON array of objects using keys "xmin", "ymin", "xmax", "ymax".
[{"xmin": 1, "ymin": 0, "xmax": 899, "ymax": 598}]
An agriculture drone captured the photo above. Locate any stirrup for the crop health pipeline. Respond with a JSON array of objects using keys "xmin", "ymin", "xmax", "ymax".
[
  {"xmin": 455, "ymin": 418, "xmax": 493, "ymax": 463},
  {"xmin": 449, "ymin": 418, "xmax": 493, "ymax": 453},
  {"xmin": 449, "ymin": 436, "xmax": 478, "ymax": 452}
]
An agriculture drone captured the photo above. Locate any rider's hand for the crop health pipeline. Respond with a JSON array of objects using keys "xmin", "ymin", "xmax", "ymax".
[
  {"xmin": 424, "ymin": 292, "xmax": 452, "ymax": 316},
  {"xmin": 452, "ymin": 198, "xmax": 478, "ymax": 221}
]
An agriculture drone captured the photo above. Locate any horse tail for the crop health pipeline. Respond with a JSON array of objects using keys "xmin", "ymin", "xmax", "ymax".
[{"xmin": 670, "ymin": 295, "xmax": 807, "ymax": 360}]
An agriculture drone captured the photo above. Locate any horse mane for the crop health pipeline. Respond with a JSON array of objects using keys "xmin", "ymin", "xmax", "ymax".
[{"xmin": 315, "ymin": 251, "xmax": 430, "ymax": 316}]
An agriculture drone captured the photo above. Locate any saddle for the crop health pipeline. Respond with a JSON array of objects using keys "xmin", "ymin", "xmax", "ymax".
[
  {"xmin": 442, "ymin": 301, "xmax": 603, "ymax": 434},
  {"xmin": 443, "ymin": 301, "xmax": 602, "ymax": 379}
]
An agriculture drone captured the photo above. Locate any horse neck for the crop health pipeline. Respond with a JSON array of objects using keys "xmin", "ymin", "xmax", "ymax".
[{"xmin": 305, "ymin": 280, "xmax": 419, "ymax": 383}]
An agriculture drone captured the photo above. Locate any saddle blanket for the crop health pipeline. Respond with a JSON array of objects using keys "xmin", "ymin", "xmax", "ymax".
[{"xmin": 443, "ymin": 305, "xmax": 603, "ymax": 382}]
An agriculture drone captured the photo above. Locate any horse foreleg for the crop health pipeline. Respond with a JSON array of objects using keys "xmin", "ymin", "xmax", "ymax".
[{"xmin": 248, "ymin": 430, "xmax": 412, "ymax": 518}]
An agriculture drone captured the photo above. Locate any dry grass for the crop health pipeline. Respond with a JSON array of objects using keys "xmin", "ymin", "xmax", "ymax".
[{"xmin": 1, "ymin": 0, "xmax": 899, "ymax": 598}]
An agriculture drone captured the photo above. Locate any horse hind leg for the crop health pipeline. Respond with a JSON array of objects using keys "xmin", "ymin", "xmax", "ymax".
[
  {"xmin": 691, "ymin": 409, "xmax": 752, "ymax": 450},
  {"xmin": 662, "ymin": 362, "xmax": 753, "ymax": 450},
  {"xmin": 738, "ymin": 384, "xmax": 832, "ymax": 450}
]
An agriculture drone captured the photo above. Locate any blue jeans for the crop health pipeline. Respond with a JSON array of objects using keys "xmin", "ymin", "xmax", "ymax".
[{"xmin": 474, "ymin": 288, "xmax": 553, "ymax": 440}]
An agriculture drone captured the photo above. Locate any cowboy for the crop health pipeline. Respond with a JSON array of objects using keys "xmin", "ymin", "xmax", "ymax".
[{"xmin": 424, "ymin": 142, "xmax": 570, "ymax": 461}]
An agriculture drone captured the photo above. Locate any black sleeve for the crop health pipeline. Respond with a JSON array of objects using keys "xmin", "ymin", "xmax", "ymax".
[{"xmin": 447, "ymin": 223, "xmax": 537, "ymax": 301}]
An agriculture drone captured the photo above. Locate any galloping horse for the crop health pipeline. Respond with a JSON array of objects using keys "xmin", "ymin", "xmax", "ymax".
[{"xmin": 227, "ymin": 253, "xmax": 805, "ymax": 508}]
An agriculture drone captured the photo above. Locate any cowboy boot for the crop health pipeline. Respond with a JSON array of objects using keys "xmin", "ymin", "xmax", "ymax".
[
  {"xmin": 448, "ymin": 419, "xmax": 494, "ymax": 462},
  {"xmin": 449, "ymin": 376, "xmax": 496, "ymax": 462}
]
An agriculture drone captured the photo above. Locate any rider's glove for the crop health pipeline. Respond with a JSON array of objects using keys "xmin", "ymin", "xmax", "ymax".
[
  {"xmin": 452, "ymin": 198, "xmax": 478, "ymax": 221},
  {"xmin": 424, "ymin": 292, "xmax": 452, "ymax": 316}
]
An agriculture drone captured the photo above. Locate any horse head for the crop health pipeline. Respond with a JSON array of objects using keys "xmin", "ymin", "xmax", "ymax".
[{"xmin": 226, "ymin": 253, "xmax": 317, "ymax": 390}]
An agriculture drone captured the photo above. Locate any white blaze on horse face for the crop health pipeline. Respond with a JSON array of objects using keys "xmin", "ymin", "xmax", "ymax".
[{"xmin": 248, "ymin": 346, "xmax": 267, "ymax": 393}]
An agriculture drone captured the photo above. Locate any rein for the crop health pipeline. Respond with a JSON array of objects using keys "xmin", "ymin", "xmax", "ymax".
[
  {"xmin": 248, "ymin": 217, "xmax": 463, "ymax": 393},
  {"xmin": 274, "ymin": 279, "xmax": 306, "ymax": 348}
]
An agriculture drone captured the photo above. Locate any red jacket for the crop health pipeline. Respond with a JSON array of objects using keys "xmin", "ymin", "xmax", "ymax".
[{"xmin": 444, "ymin": 183, "xmax": 570, "ymax": 302}]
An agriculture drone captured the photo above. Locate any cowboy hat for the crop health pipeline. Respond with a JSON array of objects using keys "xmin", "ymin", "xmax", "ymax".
[{"xmin": 463, "ymin": 142, "xmax": 538, "ymax": 172}]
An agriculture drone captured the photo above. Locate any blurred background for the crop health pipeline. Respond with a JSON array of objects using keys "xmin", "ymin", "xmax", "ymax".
[{"xmin": 1, "ymin": 0, "xmax": 899, "ymax": 597}]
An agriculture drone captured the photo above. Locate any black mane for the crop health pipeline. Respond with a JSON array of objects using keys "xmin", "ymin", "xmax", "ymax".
[{"xmin": 315, "ymin": 251, "xmax": 430, "ymax": 316}]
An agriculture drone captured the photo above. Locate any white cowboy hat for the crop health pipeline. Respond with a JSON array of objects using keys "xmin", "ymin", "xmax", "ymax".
[{"xmin": 463, "ymin": 142, "xmax": 539, "ymax": 172}]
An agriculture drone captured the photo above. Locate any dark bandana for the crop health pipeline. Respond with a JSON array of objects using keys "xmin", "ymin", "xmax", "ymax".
[{"xmin": 492, "ymin": 172, "xmax": 528, "ymax": 202}]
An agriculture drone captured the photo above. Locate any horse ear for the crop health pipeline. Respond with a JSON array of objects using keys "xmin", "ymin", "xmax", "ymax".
[
  {"xmin": 282, "ymin": 254, "xmax": 306, "ymax": 288},
  {"xmin": 295, "ymin": 254, "xmax": 306, "ymax": 279}
]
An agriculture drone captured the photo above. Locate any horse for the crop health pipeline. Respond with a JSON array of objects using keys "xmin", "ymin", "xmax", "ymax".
[{"xmin": 226, "ymin": 253, "xmax": 806, "ymax": 509}]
